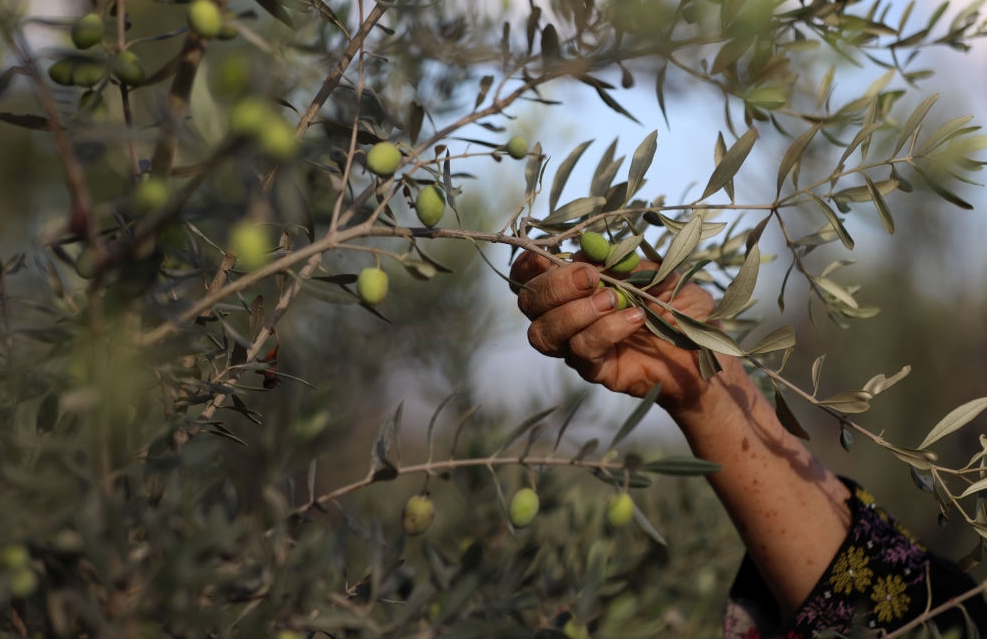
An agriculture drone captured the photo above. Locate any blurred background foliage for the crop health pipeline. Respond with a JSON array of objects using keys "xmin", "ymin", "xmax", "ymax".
[{"xmin": 1, "ymin": 0, "xmax": 987, "ymax": 637}]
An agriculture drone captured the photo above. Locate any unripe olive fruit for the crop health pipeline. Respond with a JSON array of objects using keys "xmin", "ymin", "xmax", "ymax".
[
  {"xmin": 8, "ymin": 567, "xmax": 37, "ymax": 597},
  {"xmin": 612, "ymin": 287, "xmax": 629, "ymax": 311},
  {"xmin": 562, "ymin": 620, "xmax": 590, "ymax": 639},
  {"xmin": 229, "ymin": 222, "xmax": 268, "ymax": 271},
  {"xmin": 402, "ymin": 494, "xmax": 435, "ymax": 535},
  {"xmin": 579, "ymin": 231, "xmax": 611, "ymax": 263},
  {"xmin": 606, "ymin": 492, "xmax": 634, "ymax": 528},
  {"xmin": 0, "ymin": 544, "xmax": 29, "ymax": 571},
  {"xmin": 357, "ymin": 267, "xmax": 388, "ymax": 305},
  {"xmin": 509, "ymin": 487, "xmax": 540, "ymax": 528},
  {"xmin": 608, "ymin": 250, "xmax": 640, "ymax": 274},
  {"xmin": 111, "ymin": 51, "xmax": 145, "ymax": 86},
  {"xmin": 415, "ymin": 185, "xmax": 445, "ymax": 227},
  {"xmin": 258, "ymin": 117, "xmax": 298, "ymax": 160},
  {"xmin": 74, "ymin": 247, "xmax": 97, "ymax": 279},
  {"xmin": 72, "ymin": 59, "xmax": 105, "ymax": 87},
  {"xmin": 216, "ymin": 54, "xmax": 250, "ymax": 97},
  {"xmin": 79, "ymin": 90, "xmax": 108, "ymax": 118},
  {"xmin": 48, "ymin": 59, "xmax": 76, "ymax": 86},
  {"xmin": 506, "ymin": 135, "xmax": 528, "ymax": 159},
  {"xmin": 229, "ymin": 97, "xmax": 270, "ymax": 137},
  {"xmin": 366, "ymin": 142, "xmax": 401, "ymax": 176},
  {"xmin": 188, "ymin": 0, "xmax": 223, "ymax": 38},
  {"xmin": 71, "ymin": 13, "xmax": 104, "ymax": 49},
  {"xmin": 132, "ymin": 177, "xmax": 170, "ymax": 213}
]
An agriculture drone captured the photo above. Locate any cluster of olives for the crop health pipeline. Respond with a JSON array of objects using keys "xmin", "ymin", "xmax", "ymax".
[
  {"xmin": 48, "ymin": 13, "xmax": 145, "ymax": 90},
  {"xmin": 578, "ymin": 232, "xmax": 641, "ymax": 310},
  {"xmin": 227, "ymin": 98, "xmax": 298, "ymax": 160},
  {"xmin": 399, "ymin": 488, "xmax": 635, "ymax": 536},
  {"xmin": 0, "ymin": 544, "xmax": 37, "ymax": 598},
  {"xmin": 187, "ymin": 0, "xmax": 238, "ymax": 40}
]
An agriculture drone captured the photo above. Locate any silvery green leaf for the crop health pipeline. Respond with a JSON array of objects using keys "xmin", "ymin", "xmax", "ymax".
[
  {"xmin": 709, "ymin": 245, "xmax": 760, "ymax": 320},
  {"xmin": 633, "ymin": 506, "xmax": 667, "ymax": 546},
  {"xmin": 627, "ymin": 130, "xmax": 657, "ymax": 202},
  {"xmin": 917, "ymin": 115, "xmax": 975, "ymax": 156},
  {"xmin": 919, "ymin": 397, "xmax": 987, "ymax": 449},
  {"xmin": 604, "ymin": 235, "xmax": 643, "ymax": 269},
  {"xmin": 749, "ymin": 325, "xmax": 796, "ymax": 354},
  {"xmin": 640, "ymin": 456, "xmax": 721, "ymax": 475},
  {"xmin": 893, "ymin": 93, "xmax": 939, "ymax": 155},
  {"xmin": 812, "ymin": 276, "xmax": 859, "ymax": 308},
  {"xmin": 541, "ymin": 196, "xmax": 605, "ymax": 224},
  {"xmin": 670, "ymin": 311, "xmax": 744, "ymax": 356},
  {"xmin": 809, "ymin": 194, "xmax": 854, "ymax": 249},
  {"xmin": 654, "ymin": 212, "xmax": 703, "ymax": 282},
  {"xmin": 811, "ymin": 354, "xmax": 826, "ymax": 397},
  {"xmin": 777, "ymin": 123, "xmax": 821, "ymax": 195},
  {"xmin": 657, "ymin": 213, "xmax": 727, "ymax": 240},
  {"xmin": 701, "ymin": 127, "xmax": 758, "ymax": 200},
  {"xmin": 960, "ymin": 476, "xmax": 987, "ymax": 499},
  {"xmin": 817, "ymin": 390, "xmax": 873, "ymax": 414},
  {"xmin": 493, "ymin": 405, "xmax": 558, "ymax": 456},
  {"xmin": 862, "ymin": 365, "xmax": 911, "ymax": 395},
  {"xmin": 550, "ymin": 139, "xmax": 593, "ymax": 212}
]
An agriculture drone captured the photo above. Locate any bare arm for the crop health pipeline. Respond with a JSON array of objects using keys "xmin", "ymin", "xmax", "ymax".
[{"xmin": 511, "ymin": 253, "xmax": 850, "ymax": 619}]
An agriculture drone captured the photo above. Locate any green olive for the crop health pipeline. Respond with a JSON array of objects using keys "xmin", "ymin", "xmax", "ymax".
[
  {"xmin": 506, "ymin": 135, "xmax": 528, "ymax": 160},
  {"xmin": 228, "ymin": 97, "xmax": 270, "ymax": 137},
  {"xmin": 0, "ymin": 544, "xmax": 29, "ymax": 571},
  {"xmin": 357, "ymin": 267, "xmax": 388, "ymax": 305},
  {"xmin": 8, "ymin": 567, "xmax": 37, "ymax": 597},
  {"xmin": 366, "ymin": 142, "xmax": 401, "ymax": 176},
  {"xmin": 415, "ymin": 185, "xmax": 446, "ymax": 227},
  {"xmin": 579, "ymin": 232, "xmax": 611, "ymax": 263},
  {"xmin": 606, "ymin": 492, "xmax": 634, "ymax": 528},
  {"xmin": 258, "ymin": 116, "xmax": 298, "ymax": 160},
  {"xmin": 188, "ymin": 0, "xmax": 223, "ymax": 38},
  {"xmin": 608, "ymin": 250, "xmax": 641, "ymax": 274},
  {"xmin": 79, "ymin": 90, "xmax": 109, "ymax": 119},
  {"xmin": 111, "ymin": 51, "xmax": 145, "ymax": 86},
  {"xmin": 509, "ymin": 487, "xmax": 540, "ymax": 528},
  {"xmin": 218, "ymin": 12, "xmax": 239, "ymax": 39},
  {"xmin": 72, "ymin": 59, "xmax": 105, "ymax": 87},
  {"xmin": 229, "ymin": 222, "xmax": 268, "ymax": 271},
  {"xmin": 132, "ymin": 177, "xmax": 170, "ymax": 213},
  {"xmin": 48, "ymin": 59, "xmax": 76, "ymax": 86},
  {"xmin": 402, "ymin": 494, "xmax": 435, "ymax": 535},
  {"xmin": 612, "ymin": 287, "xmax": 629, "ymax": 311},
  {"xmin": 71, "ymin": 13, "xmax": 104, "ymax": 50}
]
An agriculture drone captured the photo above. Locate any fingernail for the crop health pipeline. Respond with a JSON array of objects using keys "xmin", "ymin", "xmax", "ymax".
[
  {"xmin": 572, "ymin": 266, "xmax": 595, "ymax": 292},
  {"xmin": 593, "ymin": 289, "xmax": 616, "ymax": 311},
  {"xmin": 624, "ymin": 308, "xmax": 646, "ymax": 323}
]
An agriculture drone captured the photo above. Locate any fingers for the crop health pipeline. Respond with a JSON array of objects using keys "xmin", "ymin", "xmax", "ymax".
[
  {"xmin": 516, "ymin": 262, "xmax": 599, "ymax": 320},
  {"xmin": 566, "ymin": 307, "xmax": 646, "ymax": 364},
  {"xmin": 527, "ymin": 288, "xmax": 618, "ymax": 356},
  {"xmin": 508, "ymin": 251, "xmax": 551, "ymax": 294}
]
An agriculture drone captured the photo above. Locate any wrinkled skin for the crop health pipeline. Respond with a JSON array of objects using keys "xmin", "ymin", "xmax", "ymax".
[{"xmin": 510, "ymin": 251, "xmax": 716, "ymax": 413}]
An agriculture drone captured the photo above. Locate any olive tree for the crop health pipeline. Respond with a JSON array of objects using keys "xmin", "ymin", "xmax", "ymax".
[{"xmin": 1, "ymin": 0, "xmax": 987, "ymax": 637}]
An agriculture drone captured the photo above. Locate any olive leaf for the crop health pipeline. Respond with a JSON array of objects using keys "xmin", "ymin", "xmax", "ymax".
[
  {"xmin": 541, "ymin": 196, "xmax": 605, "ymax": 224},
  {"xmin": 749, "ymin": 324, "xmax": 796, "ymax": 354},
  {"xmin": 627, "ymin": 130, "xmax": 657, "ymax": 203},
  {"xmin": 549, "ymin": 139, "xmax": 594, "ymax": 212},
  {"xmin": 893, "ymin": 93, "xmax": 939, "ymax": 156},
  {"xmin": 653, "ymin": 212, "xmax": 703, "ymax": 283},
  {"xmin": 709, "ymin": 245, "xmax": 760, "ymax": 320},
  {"xmin": 918, "ymin": 397, "xmax": 987, "ymax": 449},
  {"xmin": 809, "ymin": 194, "xmax": 854, "ymax": 250},
  {"xmin": 701, "ymin": 127, "xmax": 758, "ymax": 201}
]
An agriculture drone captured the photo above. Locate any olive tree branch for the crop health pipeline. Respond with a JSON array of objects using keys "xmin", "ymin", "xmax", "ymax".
[{"xmin": 296, "ymin": 454, "xmax": 631, "ymax": 518}]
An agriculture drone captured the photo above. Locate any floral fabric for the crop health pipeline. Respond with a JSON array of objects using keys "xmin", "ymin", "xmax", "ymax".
[{"xmin": 723, "ymin": 479, "xmax": 987, "ymax": 638}]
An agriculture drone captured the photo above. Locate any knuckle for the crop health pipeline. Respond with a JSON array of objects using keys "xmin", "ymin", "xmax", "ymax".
[{"xmin": 526, "ymin": 322, "xmax": 551, "ymax": 354}]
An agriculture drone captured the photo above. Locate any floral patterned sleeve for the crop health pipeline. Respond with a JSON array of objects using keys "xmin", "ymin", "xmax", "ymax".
[{"xmin": 723, "ymin": 478, "xmax": 987, "ymax": 639}]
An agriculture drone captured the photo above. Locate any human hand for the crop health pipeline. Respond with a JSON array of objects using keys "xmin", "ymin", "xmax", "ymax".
[{"xmin": 510, "ymin": 251, "xmax": 719, "ymax": 412}]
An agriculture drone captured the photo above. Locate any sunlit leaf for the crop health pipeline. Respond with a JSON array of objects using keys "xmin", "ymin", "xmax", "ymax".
[
  {"xmin": 701, "ymin": 128, "xmax": 758, "ymax": 200},
  {"xmin": 893, "ymin": 93, "xmax": 939, "ymax": 156},
  {"xmin": 919, "ymin": 397, "xmax": 987, "ymax": 449},
  {"xmin": 627, "ymin": 130, "xmax": 658, "ymax": 202},
  {"xmin": 654, "ymin": 212, "xmax": 703, "ymax": 283},
  {"xmin": 710, "ymin": 245, "xmax": 760, "ymax": 320},
  {"xmin": 817, "ymin": 390, "xmax": 873, "ymax": 414},
  {"xmin": 670, "ymin": 311, "xmax": 744, "ymax": 356},
  {"xmin": 809, "ymin": 194, "xmax": 854, "ymax": 250},
  {"xmin": 777, "ymin": 123, "xmax": 821, "ymax": 195},
  {"xmin": 541, "ymin": 196, "xmax": 606, "ymax": 224},
  {"xmin": 749, "ymin": 325, "xmax": 796, "ymax": 354},
  {"xmin": 550, "ymin": 140, "xmax": 594, "ymax": 212}
]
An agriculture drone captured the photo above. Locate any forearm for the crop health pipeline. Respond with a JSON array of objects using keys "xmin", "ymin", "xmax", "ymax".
[{"xmin": 670, "ymin": 355, "xmax": 851, "ymax": 619}]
